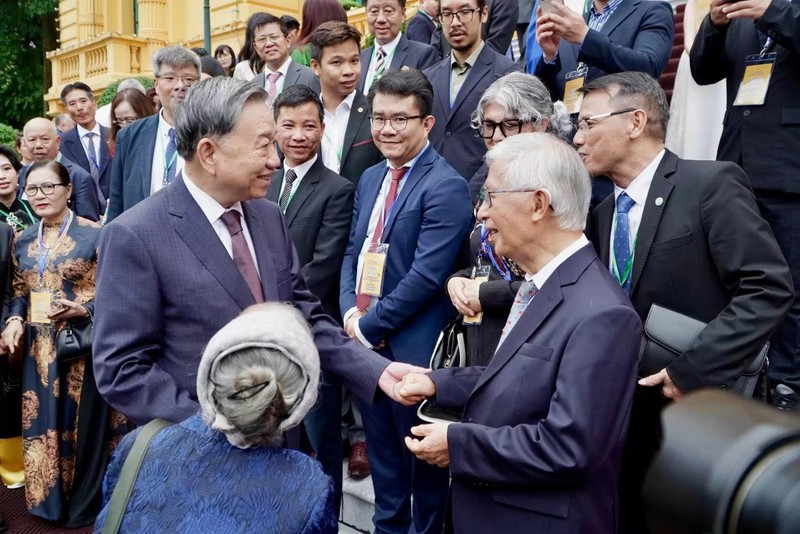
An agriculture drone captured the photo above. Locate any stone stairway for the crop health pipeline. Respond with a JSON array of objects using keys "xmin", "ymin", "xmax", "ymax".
[{"xmin": 339, "ymin": 459, "xmax": 375, "ymax": 533}]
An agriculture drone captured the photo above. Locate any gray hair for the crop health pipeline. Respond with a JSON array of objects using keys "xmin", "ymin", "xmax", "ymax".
[
  {"xmin": 152, "ymin": 46, "xmax": 202, "ymax": 77},
  {"xmin": 471, "ymin": 72, "xmax": 573, "ymax": 139},
  {"xmin": 211, "ymin": 345, "xmax": 306, "ymax": 447},
  {"xmin": 174, "ymin": 77, "xmax": 268, "ymax": 160},
  {"xmin": 118, "ymin": 78, "xmax": 147, "ymax": 94},
  {"xmin": 486, "ymin": 133, "xmax": 590, "ymax": 231}
]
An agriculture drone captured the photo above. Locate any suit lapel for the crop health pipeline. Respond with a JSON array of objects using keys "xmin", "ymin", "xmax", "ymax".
[
  {"xmin": 382, "ymin": 148, "xmax": 434, "ymax": 239},
  {"xmin": 284, "ymin": 160, "xmax": 321, "ymax": 225},
  {"xmin": 63, "ymin": 129, "xmax": 89, "ymax": 169},
  {"xmin": 356, "ymin": 167, "xmax": 386, "ymax": 243},
  {"xmin": 433, "ymin": 61, "xmax": 451, "ymax": 121},
  {"xmin": 169, "ymin": 175, "xmax": 257, "ymax": 310},
  {"xmin": 390, "ymin": 37, "xmax": 409, "ymax": 70},
  {"xmin": 595, "ymin": 199, "xmax": 614, "ymax": 265},
  {"xmin": 341, "ymin": 92, "xmax": 369, "ymax": 164},
  {"xmin": 140, "ymin": 116, "xmax": 160, "ymax": 200},
  {"xmin": 599, "ymin": 0, "xmax": 637, "ymax": 37},
  {"xmin": 358, "ymin": 48, "xmax": 373, "ymax": 93},
  {"xmin": 243, "ymin": 203, "xmax": 278, "ymax": 300},
  {"xmin": 284, "ymin": 61, "xmax": 301, "ymax": 87},
  {"xmin": 449, "ymin": 46, "xmax": 491, "ymax": 122},
  {"xmin": 98, "ymin": 126, "xmax": 111, "ymax": 176}
]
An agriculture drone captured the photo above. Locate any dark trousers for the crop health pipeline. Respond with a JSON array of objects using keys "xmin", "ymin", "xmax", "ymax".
[
  {"xmin": 303, "ymin": 370, "xmax": 343, "ymax": 511},
  {"xmin": 755, "ymin": 191, "xmax": 800, "ymax": 392},
  {"xmin": 359, "ymin": 349, "xmax": 449, "ymax": 534}
]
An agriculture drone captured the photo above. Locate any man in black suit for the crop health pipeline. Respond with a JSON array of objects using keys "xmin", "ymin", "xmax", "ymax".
[
  {"xmin": 580, "ymin": 72, "xmax": 794, "ymax": 534},
  {"xmin": 267, "ymin": 85, "xmax": 355, "ymax": 509},
  {"xmin": 406, "ymin": 0, "xmax": 439, "ymax": 46},
  {"xmin": 59, "ymin": 82, "xmax": 111, "ymax": 202},
  {"xmin": 310, "ymin": 22, "xmax": 384, "ymax": 184},
  {"xmin": 358, "ymin": 0, "xmax": 438, "ymax": 95},
  {"xmin": 691, "ymin": 0, "xmax": 800, "ymax": 410},
  {"xmin": 249, "ymin": 13, "xmax": 320, "ymax": 98}
]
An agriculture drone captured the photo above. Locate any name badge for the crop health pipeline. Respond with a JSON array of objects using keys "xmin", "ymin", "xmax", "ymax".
[
  {"xmin": 734, "ymin": 53, "xmax": 776, "ymax": 107},
  {"xmin": 30, "ymin": 290, "xmax": 53, "ymax": 325},
  {"xmin": 360, "ymin": 244, "xmax": 389, "ymax": 297},
  {"xmin": 563, "ymin": 66, "xmax": 589, "ymax": 115},
  {"xmin": 463, "ymin": 265, "xmax": 490, "ymax": 326}
]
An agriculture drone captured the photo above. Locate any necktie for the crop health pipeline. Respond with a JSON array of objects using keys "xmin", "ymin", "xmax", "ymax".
[
  {"xmin": 356, "ymin": 166, "xmax": 408, "ymax": 311},
  {"xmin": 279, "ymin": 169, "xmax": 297, "ymax": 213},
  {"xmin": 220, "ymin": 210, "xmax": 265, "ymax": 303},
  {"xmin": 371, "ymin": 47, "xmax": 387, "ymax": 88},
  {"xmin": 613, "ymin": 192, "xmax": 636, "ymax": 294},
  {"xmin": 84, "ymin": 132, "xmax": 99, "ymax": 180},
  {"xmin": 164, "ymin": 128, "xmax": 177, "ymax": 185},
  {"xmin": 267, "ymin": 72, "xmax": 282, "ymax": 105},
  {"xmin": 497, "ymin": 280, "xmax": 538, "ymax": 349}
]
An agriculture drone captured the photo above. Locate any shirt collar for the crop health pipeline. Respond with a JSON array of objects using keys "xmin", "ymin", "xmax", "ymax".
[
  {"xmin": 158, "ymin": 109, "xmax": 175, "ymax": 136},
  {"xmin": 285, "ymin": 154, "xmax": 318, "ymax": 181},
  {"xmin": 183, "ymin": 168, "xmax": 245, "ymax": 227},
  {"xmin": 76, "ymin": 122, "xmax": 100, "ymax": 139},
  {"xmin": 266, "ymin": 56, "xmax": 292, "ymax": 77},
  {"xmin": 321, "ymin": 90, "xmax": 357, "ymax": 116},
  {"xmin": 591, "ymin": 0, "xmax": 624, "ymax": 17},
  {"xmin": 613, "ymin": 149, "xmax": 665, "ymax": 207},
  {"xmin": 451, "ymin": 40, "xmax": 485, "ymax": 69},
  {"xmin": 527, "ymin": 234, "xmax": 591, "ymax": 289},
  {"xmin": 374, "ymin": 32, "xmax": 403, "ymax": 59}
]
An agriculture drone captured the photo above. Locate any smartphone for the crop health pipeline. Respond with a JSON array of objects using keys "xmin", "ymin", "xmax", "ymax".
[
  {"xmin": 541, "ymin": 0, "xmax": 565, "ymax": 15},
  {"xmin": 48, "ymin": 301, "xmax": 68, "ymax": 317}
]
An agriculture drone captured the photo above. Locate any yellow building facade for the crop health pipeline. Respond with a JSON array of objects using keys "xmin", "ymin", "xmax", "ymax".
[{"xmin": 46, "ymin": 0, "xmax": 375, "ymax": 114}]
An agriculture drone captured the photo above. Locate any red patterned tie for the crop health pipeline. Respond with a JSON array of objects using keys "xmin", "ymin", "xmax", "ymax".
[
  {"xmin": 220, "ymin": 210, "xmax": 265, "ymax": 303},
  {"xmin": 356, "ymin": 167, "xmax": 408, "ymax": 311}
]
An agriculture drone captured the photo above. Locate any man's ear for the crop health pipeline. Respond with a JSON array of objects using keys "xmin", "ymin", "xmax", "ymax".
[{"xmin": 195, "ymin": 138, "xmax": 217, "ymax": 175}]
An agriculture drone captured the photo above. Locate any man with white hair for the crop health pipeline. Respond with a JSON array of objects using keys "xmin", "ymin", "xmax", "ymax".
[{"xmin": 398, "ymin": 132, "xmax": 642, "ymax": 534}]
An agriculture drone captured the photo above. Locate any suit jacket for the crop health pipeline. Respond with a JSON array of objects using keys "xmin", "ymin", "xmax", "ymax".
[
  {"xmin": 339, "ymin": 145, "xmax": 473, "ymax": 364},
  {"xmin": 251, "ymin": 59, "xmax": 321, "ymax": 95},
  {"xmin": 535, "ymin": 0, "xmax": 674, "ymax": 101},
  {"xmin": 357, "ymin": 34, "xmax": 439, "ymax": 94},
  {"xmin": 484, "ymin": 0, "xmax": 519, "ymax": 54},
  {"xmin": 59, "ymin": 125, "xmax": 113, "ymax": 200},
  {"xmin": 690, "ymin": 0, "xmax": 800, "ymax": 193},
  {"xmin": 333, "ymin": 91, "xmax": 384, "ymax": 184},
  {"xmin": 430, "ymin": 244, "xmax": 641, "ymax": 534},
  {"xmin": 267, "ymin": 157, "xmax": 355, "ymax": 322},
  {"xmin": 19, "ymin": 156, "xmax": 102, "ymax": 222},
  {"xmin": 93, "ymin": 175, "xmax": 388, "ymax": 425},
  {"xmin": 106, "ymin": 114, "xmax": 159, "ymax": 222},
  {"xmin": 424, "ymin": 44, "xmax": 522, "ymax": 180},
  {"xmin": 406, "ymin": 11, "xmax": 436, "ymax": 47},
  {"xmin": 589, "ymin": 150, "xmax": 794, "ymax": 391}
]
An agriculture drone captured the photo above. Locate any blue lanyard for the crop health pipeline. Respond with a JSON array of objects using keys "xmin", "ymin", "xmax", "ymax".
[
  {"xmin": 480, "ymin": 225, "xmax": 511, "ymax": 281},
  {"xmin": 37, "ymin": 211, "xmax": 73, "ymax": 282}
]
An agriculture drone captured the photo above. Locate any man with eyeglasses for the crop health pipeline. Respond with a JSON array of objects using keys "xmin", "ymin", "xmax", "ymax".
[
  {"xmin": 580, "ymin": 72, "xmax": 793, "ymax": 534},
  {"xmin": 106, "ymin": 46, "xmax": 201, "ymax": 222},
  {"xmin": 424, "ymin": 0, "xmax": 521, "ymax": 181},
  {"xmin": 340, "ymin": 69, "xmax": 472, "ymax": 534}
]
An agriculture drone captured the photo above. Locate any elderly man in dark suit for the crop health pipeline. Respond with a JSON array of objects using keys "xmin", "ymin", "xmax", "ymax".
[
  {"xmin": 399, "ymin": 132, "xmax": 641, "ymax": 534},
  {"xmin": 424, "ymin": 0, "xmax": 522, "ymax": 181},
  {"xmin": 93, "ymin": 77, "xmax": 417, "ymax": 428},
  {"xmin": 406, "ymin": 0, "xmax": 439, "ymax": 46},
  {"xmin": 691, "ymin": 0, "xmax": 800, "ymax": 411},
  {"xmin": 358, "ymin": 0, "xmax": 438, "ymax": 95},
  {"xmin": 249, "ymin": 13, "xmax": 320, "ymax": 98},
  {"xmin": 267, "ymin": 84, "xmax": 355, "ymax": 510},
  {"xmin": 105, "ymin": 46, "xmax": 201, "ymax": 222},
  {"xmin": 579, "ymin": 72, "xmax": 794, "ymax": 533}
]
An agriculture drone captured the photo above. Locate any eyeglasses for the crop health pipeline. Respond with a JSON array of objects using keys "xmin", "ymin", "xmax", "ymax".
[
  {"xmin": 156, "ymin": 74, "xmax": 200, "ymax": 85},
  {"xmin": 478, "ymin": 187, "xmax": 542, "ymax": 209},
  {"xmin": 24, "ymin": 183, "xmax": 66, "ymax": 197},
  {"xmin": 369, "ymin": 115, "xmax": 424, "ymax": 131},
  {"xmin": 254, "ymin": 35, "xmax": 285, "ymax": 46},
  {"xmin": 475, "ymin": 119, "xmax": 527, "ymax": 139},
  {"xmin": 576, "ymin": 108, "xmax": 637, "ymax": 134},
  {"xmin": 113, "ymin": 116, "xmax": 138, "ymax": 127},
  {"xmin": 438, "ymin": 7, "xmax": 482, "ymax": 24}
]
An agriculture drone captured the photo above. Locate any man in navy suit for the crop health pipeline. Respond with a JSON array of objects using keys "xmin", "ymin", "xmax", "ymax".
[
  {"xmin": 358, "ymin": 0, "xmax": 438, "ymax": 95},
  {"xmin": 94, "ymin": 77, "xmax": 418, "ymax": 427},
  {"xmin": 249, "ymin": 13, "xmax": 320, "ymax": 98},
  {"xmin": 424, "ymin": 0, "xmax": 522, "ymax": 181},
  {"xmin": 340, "ymin": 70, "xmax": 473, "ymax": 534},
  {"xmin": 59, "ymin": 82, "xmax": 111, "ymax": 202},
  {"xmin": 400, "ymin": 132, "xmax": 641, "ymax": 534},
  {"xmin": 406, "ymin": 0, "xmax": 439, "ymax": 46},
  {"xmin": 105, "ymin": 46, "xmax": 201, "ymax": 223}
]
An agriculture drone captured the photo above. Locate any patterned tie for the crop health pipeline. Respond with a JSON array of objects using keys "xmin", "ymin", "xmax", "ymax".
[
  {"xmin": 497, "ymin": 280, "xmax": 538, "ymax": 349},
  {"xmin": 356, "ymin": 166, "xmax": 408, "ymax": 311},
  {"xmin": 279, "ymin": 169, "xmax": 297, "ymax": 213},
  {"xmin": 84, "ymin": 132, "xmax": 99, "ymax": 180},
  {"xmin": 371, "ymin": 47, "xmax": 387, "ymax": 89},
  {"xmin": 267, "ymin": 72, "xmax": 282, "ymax": 105},
  {"xmin": 613, "ymin": 192, "xmax": 636, "ymax": 294},
  {"xmin": 220, "ymin": 210, "xmax": 265, "ymax": 303},
  {"xmin": 164, "ymin": 128, "xmax": 177, "ymax": 185}
]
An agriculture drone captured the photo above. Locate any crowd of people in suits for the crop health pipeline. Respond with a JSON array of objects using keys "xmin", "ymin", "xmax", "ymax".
[{"xmin": 0, "ymin": 0, "xmax": 798, "ymax": 531}]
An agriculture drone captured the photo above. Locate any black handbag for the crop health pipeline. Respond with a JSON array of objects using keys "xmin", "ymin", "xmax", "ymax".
[
  {"xmin": 56, "ymin": 315, "xmax": 93, "ymax": 363},
  {"xmin": 641, "ymin": 304, "xmax": 769, "ymax": 399},
  {"xmin": 417, "ymin": 317, "xmax": 466, "ymax": 424}
]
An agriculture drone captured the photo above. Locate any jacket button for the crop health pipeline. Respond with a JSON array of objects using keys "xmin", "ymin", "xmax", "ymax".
[
  {"xmin": 743, "ymin": 110, "xmax": 752, "ymax": 117},
  {"xmin": 445, "ymin": 132, "xmax": 452, "ymax": 138}
]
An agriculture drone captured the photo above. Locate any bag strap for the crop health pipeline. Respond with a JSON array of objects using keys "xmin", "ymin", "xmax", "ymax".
[{"xmin": 102, "ymin": 418, "xmax": 172, "ymax": 534}]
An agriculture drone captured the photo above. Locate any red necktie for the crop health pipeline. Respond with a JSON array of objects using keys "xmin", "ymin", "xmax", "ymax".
[
  {"xmin": 356, "ymin": 167, "xmax": 408, "ymax": 311},
  {"xmin": 220, "ymin": 210, "xmax": 265, "ymax": 303}
]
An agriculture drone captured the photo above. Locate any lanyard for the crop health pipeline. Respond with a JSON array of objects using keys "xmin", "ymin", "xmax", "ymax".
[
  {"xmin": 37, "ymin": 210, "xmax": 73, "ymax": 283},
  {"xmin": 323, "ymin": 131, "xmax": 343, "ymax": 170},
  {"xmin": 0, "ymin": 201, "xmax": 36, "ymax": 230},
  {"xmin": 163, "ymin": 145, "xmax": 178, "ymax": 181},
  {"xmin": 609, "ymin": 211, "xmax": 638, "ymax": 287},
  {"xmin": 479, "ymin": 225, "xmax": 511, "ymax": 281},
  {"xmin": 760, "ymin": 36, "xmax": 777, "ymax": 57}
]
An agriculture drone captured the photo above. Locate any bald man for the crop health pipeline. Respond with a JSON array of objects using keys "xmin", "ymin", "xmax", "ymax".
[{"xmin": 20, "ymin": 118, "xmax": 102, "ymax": 221}]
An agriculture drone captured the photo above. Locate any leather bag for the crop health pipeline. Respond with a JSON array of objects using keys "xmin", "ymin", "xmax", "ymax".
[
  {"xmin": 56, "ymin": 315, "xmax": 93, "ymax": 363},
  {"xmin": 418, "ymin": 317, "xmax": 466, "ymax": 424}
]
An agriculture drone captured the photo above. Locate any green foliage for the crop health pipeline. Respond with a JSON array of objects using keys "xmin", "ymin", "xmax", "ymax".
[
  {"xmin": 97, "ymin": 77, "xmax": 155, "ymax": 107},
  {"xmin": 0, "ymin": 124, "xmax": 17, "ymax": 147},
  {"xmin": 340, "ymin": 0, "xmax": 362, "ymax": 10}
]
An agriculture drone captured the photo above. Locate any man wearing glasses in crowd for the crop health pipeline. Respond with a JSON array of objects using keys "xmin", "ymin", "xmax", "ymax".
[{"xmin": 106, "ymin": 47, "xmax": 201, "ymax": 222}]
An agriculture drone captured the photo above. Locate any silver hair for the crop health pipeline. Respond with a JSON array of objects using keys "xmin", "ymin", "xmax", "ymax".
[
  {"xmin": 471, "ymin": 72, "xmax": 573, "ymax": 139},
  {"xmin": 212, "ymin": 346, "xmax": 306, "ymax": 447},
  {"xmin": 151, "ymin": 46, "xmax": 201, "ymax": 77},
  {"xmin": 118, "ymin": 78, "xmax": 147, "ymax": 94},
  {"xmin": 174, "ymin": 77, "xmax": 268, "ymax": 160},
  {"xmin": 486, "ymin": 133, "xmax": 590, "ymax": 231}
]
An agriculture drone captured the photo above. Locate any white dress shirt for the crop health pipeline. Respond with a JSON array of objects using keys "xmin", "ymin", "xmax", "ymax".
[
  {"xmin": 183, "ymin": 169, "xmax": 260, "ymax": 276},
  {"xmin": 233, "ymin": 60, "xmax": 257, "ymax": 81},
  {"xmin": 76, "ymin": 123, "xmax": 102, "ymax": 167},
  {"xmin": 608, "ymin": 149, "xmax": 665, "ymax": 270},
  {"xmin": 320, "ymin": 91, "xmax": 357, "ymax": 174},
  {"xmin": 279, "ymin": 155, "xmax": 318, "ymax": 211},
  {"xmin": 264, "ymin": 56, "xmax": 292, "ymax": 95},
  {"xmin": 150, "ymin": 110, "xmax": 186, "ymax": 195},
  {"xmin": 363, "ymin": 32, "xmax": 403, "ymax": 96}
]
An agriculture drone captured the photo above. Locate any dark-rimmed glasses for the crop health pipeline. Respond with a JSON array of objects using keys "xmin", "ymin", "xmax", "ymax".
[
  {"xmin": 475, "ymin": 119, "xmax": 528, "ymax": 139},
  {"xmin": 113, "ymin": 117, "xmax": 138, "ymax": 127},
  {"xmin": 438, "ymin": 7, "xmax": 481, "ymax": 25},
  {"xmin": 576, "ymin": 108, "xmax": 637, "ymax": 134},
  {"xmin": 24, "ymin": 183, "xmax": 66, "ymax": 197},
  {"xmin": 155, "ymin": 74, "xmax": 199, "ymax": 85},
  {"xmin": 369, "ymin": 115, "xmax": 424, "ymax": 131}
]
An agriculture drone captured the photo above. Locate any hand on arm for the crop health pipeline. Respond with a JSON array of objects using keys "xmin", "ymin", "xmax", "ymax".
[{"xmin": 447, "ymin": 277, "xmax": 483, "ymax": 317}]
